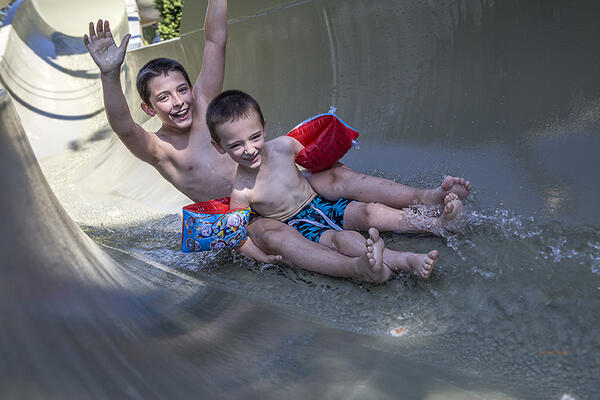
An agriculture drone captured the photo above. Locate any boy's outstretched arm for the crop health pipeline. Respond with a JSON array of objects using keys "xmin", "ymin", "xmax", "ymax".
[
  {"xmin": 84, "ymin": 20, "xmax": 161, "ymax": 164},
  {"xmin": 193, "ymin": 0, "xmax": 227, "ymax": 104}
]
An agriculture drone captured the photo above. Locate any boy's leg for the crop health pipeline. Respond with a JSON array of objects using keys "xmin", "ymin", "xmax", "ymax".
[
  {"xmin": 320, "ymin": 228, "xmax": 438, "ymax": 279},
  {"xmin": 342, "ymin": 194, "xmax": 463, "ymax": 235},
  {"xmin": 305, "ymin": 163, "xmax": 471, "ymax": 208},
  {"xmin": 318, "ymin": 228, "xmax": 391, "ymax": 282},
  {"xmin": 319, "ymin": 228, "xmax": 375, "ymax": 257},
  {"xmin": 247, "ymin": 218, "xmax": 391, "ymax": 283}
]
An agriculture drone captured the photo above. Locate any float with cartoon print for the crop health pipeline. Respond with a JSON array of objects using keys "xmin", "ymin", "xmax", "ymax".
[{"xmin": 181, "ymin": 197, "xmax": 251, "ymax": 252}]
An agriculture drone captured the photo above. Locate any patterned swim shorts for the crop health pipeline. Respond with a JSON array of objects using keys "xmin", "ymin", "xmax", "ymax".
[{"xmin": 285, "ymin": 195, "xmax": 351, "ymax": 242}]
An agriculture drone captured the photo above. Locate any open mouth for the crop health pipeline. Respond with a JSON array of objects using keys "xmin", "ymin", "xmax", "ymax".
[
  {"xmin": 242, "ymin": 152, "xmax": 259, "ymax": 162},
  {"xmin": 170, "ymin": 108, "xmax": 190, "ymax": 122}
]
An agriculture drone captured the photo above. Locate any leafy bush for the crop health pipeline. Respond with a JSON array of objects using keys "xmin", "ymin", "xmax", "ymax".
[{"xmin": 155, "ymin": 0, "xmax": 184, "ymax": 40}]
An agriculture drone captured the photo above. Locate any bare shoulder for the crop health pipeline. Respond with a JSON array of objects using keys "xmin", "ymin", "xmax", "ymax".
[{"xmin": 269, "ymin": 135, "xmax": 302, "ymax": 154}]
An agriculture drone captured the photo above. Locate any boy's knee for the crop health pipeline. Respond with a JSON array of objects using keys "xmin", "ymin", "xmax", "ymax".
[
  {"xmin": 308, "ymin": 164, "xmax": 349, "ymax": 199},
  {"xmin": 362, "ymin": 202, "xmax": 383, "ymax": 223},
  {"xmin": 328, "ymin": 165, "xmax": 352, "ymax": 193},
  {"xmin": 324, "ymin": 231, "xmax": 342, "ymax": 251}
]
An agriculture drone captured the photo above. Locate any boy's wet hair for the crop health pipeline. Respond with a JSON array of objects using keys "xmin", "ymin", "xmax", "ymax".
[
  {"xmin": 136, "ymin": 57, "xmax": 192, "ymax": 105},
  {"xmin": 206, "ymin": 90, "xmax": 265, "ymax": 143}
]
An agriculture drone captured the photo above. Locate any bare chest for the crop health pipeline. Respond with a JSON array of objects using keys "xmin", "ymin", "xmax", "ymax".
[
  {"xmin": 244, "ymin": 152, "xmax": 313, "ymax": 216},
  {"xmin": 157, "ymin": 142, "xmax": 237, "ymax": 202}
]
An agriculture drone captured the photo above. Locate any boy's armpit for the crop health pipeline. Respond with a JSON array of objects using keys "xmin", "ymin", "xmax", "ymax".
[{"xmin": 119, "ymin": 125, "xmax": 165, "ymax": 164}]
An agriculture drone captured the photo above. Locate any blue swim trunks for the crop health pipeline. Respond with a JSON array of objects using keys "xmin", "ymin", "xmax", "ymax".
[{"xmin": 285, "ymin": 195, "xmax": 351, "ymax": 242}]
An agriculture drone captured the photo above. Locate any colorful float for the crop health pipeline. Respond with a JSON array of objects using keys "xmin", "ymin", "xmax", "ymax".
[{"xmin": 181, "ymin": 197, "xmax": 251, "ymax": 252}]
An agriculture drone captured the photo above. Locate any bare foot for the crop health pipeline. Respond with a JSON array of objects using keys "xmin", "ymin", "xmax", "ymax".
[
  {"xmin": 410, "ymin": 250, "xmax": 438, "ymax": 278},
  {"xmin": 402, "ymin": 193, "xmax": 463, "ymax": 236},
  {"xmin": 426, "ymin": 176, "xmax": 471, "ymax": 205},
  {"xmin": 384, "ymin": 249, "xmax": 438, "ymax": 278},
  {"xmin": 440, "ymin": 193, "xmax": 463, "ymax": 225},
  {"xmin": 353, "ymin": 228, "xmax": 393, "ymax": 283},
  {"xmin": 442, "ymin": 176, "xmax": 471, "ymax": 198}
]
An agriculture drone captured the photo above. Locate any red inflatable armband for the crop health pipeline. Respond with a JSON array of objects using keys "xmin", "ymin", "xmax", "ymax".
[{"xmin": 286, "ymin": 111, "xmax": 359, "ymax": 172}]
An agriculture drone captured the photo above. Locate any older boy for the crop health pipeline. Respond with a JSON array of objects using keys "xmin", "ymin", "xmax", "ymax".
[
  {"xmin": 208, "ymin": 90, "xmax": 462, "ymax": 281},
  {"xmin": 84, "ymin": 0, "xmax": 471, "ymax": 282}
]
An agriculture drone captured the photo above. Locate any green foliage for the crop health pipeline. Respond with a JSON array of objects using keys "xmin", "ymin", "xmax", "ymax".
[
  {"xmin": 0, "ymin": 1, "xmax": 18, "ymax": 25},
  {"xmin": 155, "ymin": 0, "xmax": 184, "ymax": 40}
]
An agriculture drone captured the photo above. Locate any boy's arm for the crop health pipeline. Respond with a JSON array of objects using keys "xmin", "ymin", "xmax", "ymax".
[
  {"xmin": 84, "ymin": 20, "xmax": 162, "ymax": 164},
  {"xmin": 229, "ymin": 186, "xmax": 283, "ymax": 263},
  {"xmin": 193, "ymin": 0, "xmax": 227, "ymax": 104},
  {"xmin": 229, "ymin": 187, "xmax": 250, "ymax": 211}
]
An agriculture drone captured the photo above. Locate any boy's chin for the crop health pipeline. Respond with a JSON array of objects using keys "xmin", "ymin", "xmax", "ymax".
[
  {"xmin": 164, "ymin": 118, "xmax": 192, "ymax": 131},
  {"xmin": 239, "ymin": 156, "xmax": 261, "ymax": 169}
]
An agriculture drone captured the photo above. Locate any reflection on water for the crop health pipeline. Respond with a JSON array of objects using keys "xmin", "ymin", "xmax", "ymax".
[{"xmin": 543, "ymin": 186, "xmax": 569, "ymax": 215}]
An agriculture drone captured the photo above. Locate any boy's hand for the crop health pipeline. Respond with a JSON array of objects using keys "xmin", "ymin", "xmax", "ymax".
[{"xmin": 83, "ymin": 19, "xmax": 131, "ymax": 74}]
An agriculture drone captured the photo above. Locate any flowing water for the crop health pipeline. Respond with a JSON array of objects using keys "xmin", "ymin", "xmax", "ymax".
[{"xmin": 47, "ymin": 136, "xmax": 600, "ymax": 398}]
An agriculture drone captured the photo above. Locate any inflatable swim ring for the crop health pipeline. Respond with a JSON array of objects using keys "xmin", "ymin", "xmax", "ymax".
[
  {"xmin": 181, "ymin": 197, "xmax": 251, "ymax": 252},
  {"xmin": 286, "ymin": 108, "xmax": 359, "ymax": 172}
]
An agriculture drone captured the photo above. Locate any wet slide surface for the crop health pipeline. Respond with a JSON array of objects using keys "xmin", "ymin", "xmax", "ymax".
[{"xmin": 1, "ymin": 0, "xmax": 600, "ymax": 399}]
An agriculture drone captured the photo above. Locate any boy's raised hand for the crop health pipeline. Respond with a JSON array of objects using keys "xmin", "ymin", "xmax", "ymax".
[{"xmin": 83, "ymin": 19, "xmax": 131, "ymax": 74}]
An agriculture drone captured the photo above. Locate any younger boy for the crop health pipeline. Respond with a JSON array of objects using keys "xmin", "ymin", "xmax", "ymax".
[{"xmin": 208, "ymin": 90, "xmax": 463, "ymax": 282}]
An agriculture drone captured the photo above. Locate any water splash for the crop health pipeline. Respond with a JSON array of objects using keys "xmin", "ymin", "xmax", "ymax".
[{"xmin": 442, "ymin": 207, "xmax": 600, "ymax": 279}]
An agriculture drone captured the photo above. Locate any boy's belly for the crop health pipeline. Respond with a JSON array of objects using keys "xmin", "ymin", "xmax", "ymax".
[
  {"xmin": 173, "ymin": 163, "xmax": 236, "ymax": 203},
  {"xmin": 254, "ymin": 190, "xmax": 317, "ymax": 221}
]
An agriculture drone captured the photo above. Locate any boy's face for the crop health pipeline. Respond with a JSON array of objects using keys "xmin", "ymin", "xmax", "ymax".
[
  {"xmin": 143, "ymin": 71, "xmax": 194, "ymax": 131},
  {"xmin": 212, "ymin": 110, "xmax": 266, "ymax": 169}
]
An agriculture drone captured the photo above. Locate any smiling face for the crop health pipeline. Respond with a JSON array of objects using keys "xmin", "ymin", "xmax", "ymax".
[
  {"xmin": 143, "ymin": 71, "xmax": 194, "ymax": 132},
  {"xmin": 212, "ymin": 110, "xmax": 266, "ymax": 169}
]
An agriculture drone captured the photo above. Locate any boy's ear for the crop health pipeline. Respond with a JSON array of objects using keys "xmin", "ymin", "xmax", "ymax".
[
  {"xmin": 211, "ymin": 139, "xmax": 227, "ymax": 155},
  {"xmin": 263, "ymin": 120, "xmax": 267, "ymax": 137},
  {"xmin": 141, "ymin": 102, "xmax": 156, "ymax": 117}
]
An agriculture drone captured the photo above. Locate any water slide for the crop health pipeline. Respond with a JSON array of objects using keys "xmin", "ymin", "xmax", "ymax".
[{"xmin": 1, "ymin": 0, "xmax": 599, "ymax": 398}]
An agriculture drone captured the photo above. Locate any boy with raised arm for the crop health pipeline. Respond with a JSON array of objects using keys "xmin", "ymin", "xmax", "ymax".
[
  {"xmin": 208, "ymin": 90, "xmax": 463, "ymax": 282},
  {"xmin": 84, "ymin": 0, "xmax": 471, "ymax": 282}
]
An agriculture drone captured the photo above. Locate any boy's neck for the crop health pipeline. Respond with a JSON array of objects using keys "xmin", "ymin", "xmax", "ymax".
[
  {"xmin": 236, "ymin": 162, "xmax": 262, "ymax": 175},
  {"xmin": 158, "ymin": 123, "xmax": 190, "ymax": 138}
]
